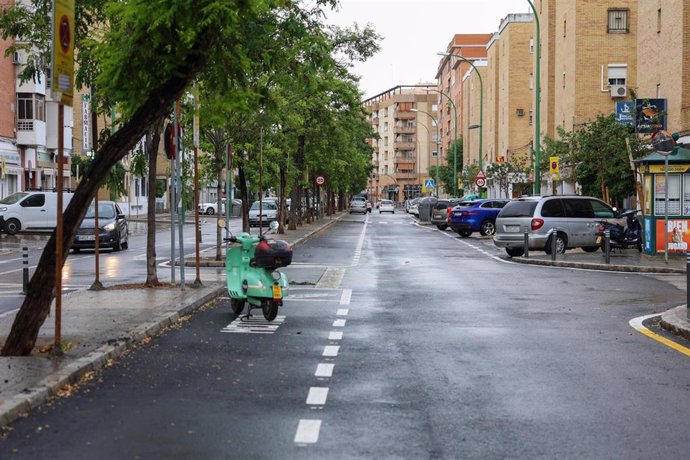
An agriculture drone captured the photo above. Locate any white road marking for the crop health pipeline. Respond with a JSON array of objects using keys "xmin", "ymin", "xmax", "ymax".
[
  {"xmin": 328, "ymin": 331, "xmax": 343, "ymax": 341},
  {"xmin": 336, "ymin": 309, "xmax": 349, "ymax": 316},
  {"xmin": 351, "ymin": 219, "xmax": 368, "ymax": 267},
  {"xmin": 306, "ymin": 387, "xmax": 329, "ymax": 405},
  {"xmin": 322, "ymin": 345, "xmax": 340, "ymax": 357},
  {"xmin": 332, "ymin": 319, "xmax": 346, "ymax": 327},
  {"xmin": 221, "ymin": 315, "xmax": 285, "ymax": 334},
  {"xmin": 315, "ymin": 267, "xmax": 345, "ymax": 289},
  {"xmin": 294, "ymin": 419, "xmax": 321, "ymax": 444},
  {"xmin": 315, "ymin": 363, "xmax": 334, "ymax": 377},
  {"xmin": 339, "ymin": 289, "xmax": 352, "ymax": 305}
]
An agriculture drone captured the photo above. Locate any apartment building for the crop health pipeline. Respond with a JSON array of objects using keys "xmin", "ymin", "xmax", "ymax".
[
  {"xmin": 637, "ymin": 0, "xmax": 690, "ymax": 139},
  {"xmin": 461, "ymin": 63, "xmax": 487, "ymax": 169},
  {"xmin": 0, "ymin": 24, "xmax": 20, "ymax": 198},
  {"xmin": 538, "ymin": 0, "xmax": 638, "ymax": 133},
  {"xmin": 435, "ymin": 34, "xmax": 492, "ymax": 166},
  {"xmin": 481, "ymin": 14, "xmax": 535, "ymax": 171},
  {"xmin": 364, "ymin": 85, "xmax": 438, "ymax": 202}
]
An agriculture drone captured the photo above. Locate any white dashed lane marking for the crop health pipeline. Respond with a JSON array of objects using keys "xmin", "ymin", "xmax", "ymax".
[
  {"xmin": 220, "ymin": 315, "xmax": 285, "ymax": 334},
  {"xmin": 336, "ymin": 309, "xmax": 349, "ymax": 316},
  {"xmin": 329, "ymin": 331, "xmax": 343, "ymax": 340},
  {"xmin": 323, "ymin": 345, "xmax": 340, "ymax": 357},
  {"xmin": 315, "ymin": 363, "xmax": 334, "ymax": 377},
  {"xmin": 306, "ymin": 387, "xmax": 329, "ymax": 406},
  {"xmin": 295, "ymin": 420, "xmax": 321, "ymax": 444},
  {"xmin": 332, "ymin": 319, "xmax": 346, "ymax": 327}
]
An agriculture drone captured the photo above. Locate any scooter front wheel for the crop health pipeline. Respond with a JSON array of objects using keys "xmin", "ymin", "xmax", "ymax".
[
  {"xmin": 231, "ymin": 299, "xmax": 245, "ymax": 315},
  {"xmin": 262, "ymin": 299, "xmax": 279, "ymax": 321}
]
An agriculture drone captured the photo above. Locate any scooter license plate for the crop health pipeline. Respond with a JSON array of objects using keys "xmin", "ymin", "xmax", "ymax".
[
  {"xmin": 272, "ymin": 284, "xmax": 282, "ymax": 300},
  {"xmin": 596, "ymin": 236, "xmax": 602, "ymax": 244}
]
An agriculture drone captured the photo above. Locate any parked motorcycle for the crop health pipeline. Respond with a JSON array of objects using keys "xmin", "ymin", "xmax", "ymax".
[
  {"xmin": 596, "ymin": 209, "xmax": 642, "ymax": 252},
  {"xmin": 221, "ymin": 220, "xmax": 292, "ymax": 321}
]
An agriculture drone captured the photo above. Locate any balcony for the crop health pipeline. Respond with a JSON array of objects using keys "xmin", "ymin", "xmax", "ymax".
[
  {"xmin": 394, "ymin": 141, "xmax": 415, "ymax": 150},
  {"xmin": 16, "ymin": 120, "xmax": 47, "ymax": 147},
  {"xmin": 394, "ymin": 110, "xmax": 415, "ymax": 120},
  {"xmin": 394, "ymin": 125, "xmax": 415, "ymax": 134},
  {"xmin": 371, "ymin": 117, "xmax": 379, "ymax": 125}
]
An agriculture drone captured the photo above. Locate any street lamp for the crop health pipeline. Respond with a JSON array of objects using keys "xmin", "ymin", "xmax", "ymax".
[
  {"xmin": 438, "ymin": 52, "xmax": 484, "ymax": 177},
  {"xmin": 526, "ymin": 0, "xmax": 542, "ymax": 195},
  {"xmin": 411, "ymin": 108, "xmax": 440, "ymax": 197},
  {"xmin": 425, "ymin": 89, "xmax": 458, "ymax": 197}
]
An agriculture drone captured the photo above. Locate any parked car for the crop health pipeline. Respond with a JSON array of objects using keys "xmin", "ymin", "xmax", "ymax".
[
  {"xmin": 408, "ymin": 197, "xmax": 421, "ymax": 216},
  {"xmin": 379, "ymin": 199, "xmax": 395, "ymax": 213},
  {"xmin": 430, "ymin": 199, "xmax": 460, "ymax": 230},
  {"xmin": 349, "ymin": 199, "xmax": 367, "ymax": 214},
  {"xmin": 248, "ymin": 199, "xmax": 279, "ymax": 227},
  {"xmin": 198, "ymin": 198, "xmax": 242, "ymax": 217},
  {"xmin": 72, "ymin": 201, "xmax": 129, "ymax": 252},
  {"xmin": 449, "ymin": 199, "xmax": 510, "ymax": 237},
  {"xmin": 0, "ymin": 191, "xmax": 75, "ymax": 235},
  {"xmin": 493, "ymin": 195, "xmax": 621, "ymax": 257}
]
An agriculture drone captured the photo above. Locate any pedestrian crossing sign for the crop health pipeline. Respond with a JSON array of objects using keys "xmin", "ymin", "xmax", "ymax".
[{"xmin": 423, "ymin": 179, "xmax": 435, "ymax": 192}]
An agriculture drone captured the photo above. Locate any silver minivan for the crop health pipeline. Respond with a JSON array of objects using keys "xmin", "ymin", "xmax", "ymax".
[{"xmin": 493, "ymin": 195, "xmax": 621, "ymax": 257}]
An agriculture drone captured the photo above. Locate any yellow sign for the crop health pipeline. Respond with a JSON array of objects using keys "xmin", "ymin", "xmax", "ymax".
[
  {"xmin": 51, "ymin": 0, "xmax": 75, "ymax": 106},
  {"xmin": 458, "ymin": 178, "xmax": 463, "ymax": 189},
  {"xmin": 648, "ymin": 164, "xmax": 690, "ymax": 173},
  {"xmin": 549, "ymin": 156, "xmax": 559, "ymax": 175}
]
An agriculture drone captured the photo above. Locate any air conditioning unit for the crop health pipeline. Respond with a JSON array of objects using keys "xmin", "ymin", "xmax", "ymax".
[
  {"xmin": 11, "ymin": 51, "xmax": 22, "ymax": 65},
  {"xmin": 610, "ymin": 84, "xmax": 627, "ymax": 98},
  {"xmin": 516, "ymin": 108, "xmax": 525, "ymax": 117}
]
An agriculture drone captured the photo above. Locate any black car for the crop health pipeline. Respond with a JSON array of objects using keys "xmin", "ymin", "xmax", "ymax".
[{"xmin": 72, "ymin": 201, "xmax": 129, "ymax": 252}]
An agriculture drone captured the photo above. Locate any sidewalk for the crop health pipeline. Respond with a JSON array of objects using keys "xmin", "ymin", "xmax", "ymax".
[{"xmin": 0, "ymin": 212, "xmax": 345, "ymax": 427}]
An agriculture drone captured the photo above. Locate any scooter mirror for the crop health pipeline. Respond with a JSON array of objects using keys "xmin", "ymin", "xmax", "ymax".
[
  {"xmin": 269, "ymin": 220, "xmax": 279, "ymax": 231},
  {"xmin": 217, "ymin": 218, "xmax": 226, "ymax": 229}
]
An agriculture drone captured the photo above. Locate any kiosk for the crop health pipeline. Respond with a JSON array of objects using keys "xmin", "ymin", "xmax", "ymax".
[{"xmin": 635, "ymin": 143, "xmax": 690, "ymax": 255}]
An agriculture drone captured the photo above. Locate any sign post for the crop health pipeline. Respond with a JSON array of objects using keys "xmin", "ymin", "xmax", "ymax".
[
  {"xmin": 475, "ymin": 170, "xmax": 486, "ymax": 189},
  {"xmin": 652, "ymin": 130, "xmax": 676, "ymax": 264}
]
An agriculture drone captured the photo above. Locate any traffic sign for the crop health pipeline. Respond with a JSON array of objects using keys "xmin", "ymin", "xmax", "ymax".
[
  {"xmin": 314, "ymin": 174, "xmax": 327, "ymax": 186},
  {"xmin": 475, "ymin": 170, "xmax": 486, "ymax": 188},
  {"xmin": 423, "ymin": 178, "xmax": 435, "ymax": 191}
]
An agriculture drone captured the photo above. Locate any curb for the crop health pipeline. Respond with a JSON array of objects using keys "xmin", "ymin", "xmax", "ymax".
[
  {"xmin": 510, "ymin": 257, "xmax": 686, "ymax": 274},
  {"xmin": 659, "ymin": 305, "xmax": 690, "ymax": 341},
  {"xmin": 0, "ymin": 285, "xmax": 225, "ymax": 428}
]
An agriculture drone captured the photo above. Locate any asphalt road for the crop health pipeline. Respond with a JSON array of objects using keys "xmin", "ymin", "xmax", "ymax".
[{"xmin": 2, "ymin": 211, "xmax": 689, "ymax": 459}]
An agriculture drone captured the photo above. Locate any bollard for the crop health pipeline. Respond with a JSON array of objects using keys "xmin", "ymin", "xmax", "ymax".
[
  {"xmin": 198, "ymin": 219, "xmax": 202, "ymax": 244},
  {"xmin": 604, "ymin": 230, "xmax": 611, "ymax": 264},
  {"xmin": 22, "ymin": 246, "xmax": 29, "ymax": 295},
  {"xmin": 551, "ymin": 230, "xmax": 557, "ymax": 262},
  {"xmin": 523, "ymin": 232, "xmax": 529, "ymax": 258},
  {"xmin": 687, "ymin": 251, "xmax": 690, "ymax": 320}
]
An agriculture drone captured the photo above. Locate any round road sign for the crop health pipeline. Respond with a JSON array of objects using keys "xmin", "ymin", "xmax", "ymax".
[
  {"xmin": 475, "ymin": 177, "xmax": 486, "ymax": 188},
  {"xmin": 315, "ymin": 175, "xmax": 326, "ymax": 186}
]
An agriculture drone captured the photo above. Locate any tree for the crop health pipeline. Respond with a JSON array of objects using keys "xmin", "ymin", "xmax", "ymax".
[
  {"xmin": 430, "ymin": 137, "xmax": 463, "ymax": 195},
  {"xmin": 0, "ymin": 0, "xmax": 289, "ymax": 356},
  {"xmin": 570, "ymin": 114, "xmax": 642, "ymax": 205}
]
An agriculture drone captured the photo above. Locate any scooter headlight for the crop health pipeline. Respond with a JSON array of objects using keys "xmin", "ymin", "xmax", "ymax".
[{"xmin": 271, "ymin": 270, "xmax": 281, "ymax": 281}]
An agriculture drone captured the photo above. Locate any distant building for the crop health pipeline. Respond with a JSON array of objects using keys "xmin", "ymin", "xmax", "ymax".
[
  {"xmin": 363, "ymin": 85, "xmax": 438, "ymax": 202},
  {"xmin": 436, "ymin": 34, "xmax": 493, "ymax": 170}
]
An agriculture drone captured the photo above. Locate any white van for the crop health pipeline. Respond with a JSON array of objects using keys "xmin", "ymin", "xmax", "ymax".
[{"xmin": 0, "ymin": 191, "xmax": 75, "ymax": 235}]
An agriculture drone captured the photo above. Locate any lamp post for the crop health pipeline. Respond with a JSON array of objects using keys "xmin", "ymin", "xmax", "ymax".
[
  {"xmin": 438, "ymin": 52, "xmax": 484, "ymax": 177},
  {"xmin": 526, "ymin": 0, "xmax": 542, "ymax": 195},
  {"xmin": 426, "ymin": 89, "xmax": 458, "ymax": 197},
  {"xmin": 411, "ymin": 108, "xmax": 440, "ymax": 197}
]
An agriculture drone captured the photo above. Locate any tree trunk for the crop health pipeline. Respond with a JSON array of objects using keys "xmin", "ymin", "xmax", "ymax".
[
  {"xmin": 145, "ymin": 116, "xmax": 165, "ymax": 286},
  {"xmin": 289, "ymin": 134, "xmax": 305, "ymax": 230},
  {"xmin": 237, "ymin": 162, "xmax": 250, "ymax": 232},
  {"xmin": 215, "ymin": 156, "xmax": 223, "ymax": 261},
  {"xmin": 278, "ymin": 165, "xmax": 287, "ymax": 234},
  {"xmin": 1, "ymin": 30, "xmax": 213, "ymax": 356}
]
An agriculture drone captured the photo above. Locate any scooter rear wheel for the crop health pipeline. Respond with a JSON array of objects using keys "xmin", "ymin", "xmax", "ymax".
[
  {"xmin": 262, "ymin": 299, "xmax": 279, "ymax": 321},
  {"xmin": 231, "ymin": 299, "xmax": 245, "ymax": 315}
]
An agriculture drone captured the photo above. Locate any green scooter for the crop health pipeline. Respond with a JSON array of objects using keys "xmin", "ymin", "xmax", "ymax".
[{"xmin": 221, "ymin": 221, "xmax": 291, "ymax": 321}]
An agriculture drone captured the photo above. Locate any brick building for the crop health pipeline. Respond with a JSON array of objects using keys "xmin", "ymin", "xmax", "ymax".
[{"xmin": 364, "ymin": 86, "xmax": 439, "ymax": 202}]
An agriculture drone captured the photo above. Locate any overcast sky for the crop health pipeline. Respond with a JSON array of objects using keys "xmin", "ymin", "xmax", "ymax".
[{"xmin": 323, "ymin": 0, "xmax": 533, "ymax": 99}]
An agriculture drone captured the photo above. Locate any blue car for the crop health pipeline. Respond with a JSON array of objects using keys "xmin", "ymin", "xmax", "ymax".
[{"xmin": 448, "ymin": 199, "xmax": 510, "ymax": 237}]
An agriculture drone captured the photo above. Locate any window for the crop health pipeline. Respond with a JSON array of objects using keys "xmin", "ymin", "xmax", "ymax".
[
  {"xmin": 529, "ymin": 73, "xmax": 534, "ymax": 90},
  {"xmin": 529, "ymin": 37, "xmax": 534, "ymax": 54},
  {"xmin": 563, "ymin": 199, "xmax": 593, "ymax": 218},
  {"xmin": 657, "ymin": 8, "xmax": 662, "ymax": 33},
  {"xmin": 591, "ymin": 200, "xmax": 615, "ymax": 218},
  {"xmin": 17, "ymin": 93, "xmax": 33, "ymax": 120},
  {"xmin": 22, "ymin": 194, "xmax": 45, "ymax": 208},
  {"xmin": 607, "ymin": 64, "xmax": 627, "ymax": 86},
  {"xmin": 563, "ymin": 19, "xmax": 566, "ymax": 37},
  {"xmin": 656, "ymin": 83, "xmax": 661, "ymax": 98},
  {"xmin": 528, "ymin": 109, "xmax": 533, "ymax": 126},
  {"xmin": 541, "ymin": 199, "xmax": 566, "ymax": 217},
  {"xmin": 608, "ymin": 9, "xmax": 629, "ymax": 33},
  {"xmin": 656, "ymin": 174, "xmax": 681, "ymax": 215}
]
